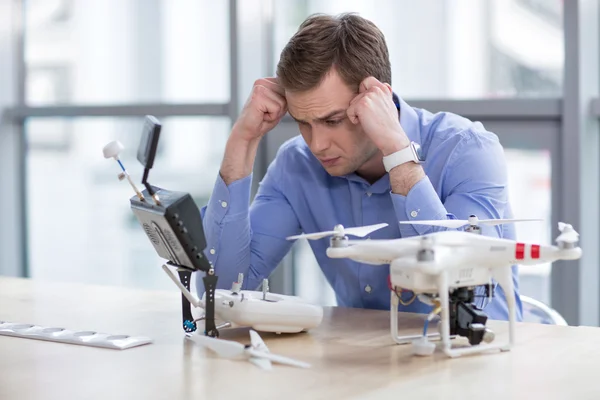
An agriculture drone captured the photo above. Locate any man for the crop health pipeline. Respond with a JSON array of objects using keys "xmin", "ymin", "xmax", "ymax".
[{"xmin": 199, "ymin": 13, "xmax": 522, "ymax": 321}]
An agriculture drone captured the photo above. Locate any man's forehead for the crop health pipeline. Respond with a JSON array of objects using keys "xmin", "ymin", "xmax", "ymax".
[{"xmin": 286, "ymin": 92, "xmax": 351, "ymax": 119}]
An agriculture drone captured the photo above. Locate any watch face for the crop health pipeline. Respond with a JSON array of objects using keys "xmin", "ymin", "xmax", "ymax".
[{"xmin": 413, "ymin": 142, "xmax": 425, "ymax": 162}]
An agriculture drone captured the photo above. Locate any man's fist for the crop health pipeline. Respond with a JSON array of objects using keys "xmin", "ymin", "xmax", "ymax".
[
  {"xmin": 346, "ymin": 76, "xmax": 409, "ymax": 156},
  {"xmin": 232, "ymin": 77, "xmax": 287, "ymax": 142}
]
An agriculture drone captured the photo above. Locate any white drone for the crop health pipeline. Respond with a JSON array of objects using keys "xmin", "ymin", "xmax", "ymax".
[
  {"xmin": 186, "ymin": 329, "xmax": 310, "ymax": 370},
  {"xmin": 287, "ymin": 217, "xmax": 582, "ymax": 358},
  {"xmin": 162, "ymin": 265, "xmax": 324, "ymax": 335}
]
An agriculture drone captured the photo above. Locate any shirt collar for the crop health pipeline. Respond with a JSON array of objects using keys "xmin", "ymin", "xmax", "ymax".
[{"xmin": 340, "ymin": 92, "xmax": 421, "ymax": 192}]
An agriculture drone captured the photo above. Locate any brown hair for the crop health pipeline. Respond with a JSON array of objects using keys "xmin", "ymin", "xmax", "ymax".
[{"xmin": 276, "ymin": 13, "xmax": 391, "ymax": 92}]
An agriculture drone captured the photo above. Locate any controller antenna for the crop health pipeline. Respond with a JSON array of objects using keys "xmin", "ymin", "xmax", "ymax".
[{"xmin": 103, "ymin": 140, "xmax": 145, "ymax": 201}]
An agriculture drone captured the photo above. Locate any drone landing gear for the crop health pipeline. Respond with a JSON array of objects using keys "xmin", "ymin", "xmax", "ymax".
[
  {"xmin": 389, "ymin": 291, "xmax": 443, "ymax": 344},
  {"xmin": 389, "ymin": 281, "xmax": 513, "ymax": 358}
]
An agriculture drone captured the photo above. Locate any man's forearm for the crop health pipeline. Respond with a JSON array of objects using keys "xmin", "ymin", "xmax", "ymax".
[
  {"xmin": 220, "ymin": 127, "xmax": 262, "ymax": 185},
  {"xmin": 389, "ymin": 162, "xmax": 425, "ymax": 196}
]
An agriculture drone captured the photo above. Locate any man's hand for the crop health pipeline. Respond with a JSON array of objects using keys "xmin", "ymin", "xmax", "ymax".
[
  {"xmin": 220, "ymin": 78, "xmax": 287, "ymax": 185},
  {"xmin": 347, "ymin": 76, "xmax": 424, "ymax": 195},
  {"xmin": 232, "ymin": 77, "xmax": 287, "ymax": 143},
  {"xmin": 346, "ymin": 76, "xmax": 409, "ymax": 157}
]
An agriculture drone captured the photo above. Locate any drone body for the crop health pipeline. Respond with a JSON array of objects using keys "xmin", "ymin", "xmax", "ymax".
[
  {"xmin": 202, "ymin": 289, "xmax": 324, "ymax": 333},
  {"xmin": 163, "ymin": 265, "xmax": 324, "ymax": 335},
  {"xmin": 327, "ymin": 229, "xmax": 581, "ymax": 294},
  {"xmin": 288, "ymin": 218, "xmax": 582, "ymax": 358}
]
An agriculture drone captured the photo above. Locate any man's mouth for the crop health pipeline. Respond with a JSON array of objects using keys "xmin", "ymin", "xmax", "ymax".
[{"xmin": 319, "ymin": 157, "xmax": 340, "ymax": 167}]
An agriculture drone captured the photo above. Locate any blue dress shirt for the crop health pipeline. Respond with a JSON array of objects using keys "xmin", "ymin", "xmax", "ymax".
[{"xmin": 198, "ymin": 94, "xmax": 523, "ymax": 321}]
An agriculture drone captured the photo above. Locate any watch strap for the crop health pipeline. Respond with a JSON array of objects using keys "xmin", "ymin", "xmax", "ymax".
[{"xmin": 383, "ymin": 145, "xmax": 416, "ymax": 172}]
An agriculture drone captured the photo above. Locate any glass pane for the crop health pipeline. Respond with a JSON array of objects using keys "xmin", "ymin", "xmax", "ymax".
[
  {"xmin": 25, "ymin": 0, "xmax": 230, "ymax": 105},
  {"xmin": 273, "ymin": 0, "xmax": 563, "ymax": 98},
  {"xmin": 504, "ymin": 148, "xmax": 552, "ymax": 308},
  {"xmin": 291, "ymin": 148, "xmax": 553, "ymax": 311},
  {"xmin": 26, "ymin": 117, "xmax": 229, "ymax": 290},
  {"xmin": 293, "ymin": 240, "xmax": 337, "ymax": 306}
]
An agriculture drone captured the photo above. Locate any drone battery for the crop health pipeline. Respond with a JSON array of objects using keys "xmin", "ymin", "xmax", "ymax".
[{"xmin": 130, "ymin": 186, "xmax": 210, "ymax": 272}]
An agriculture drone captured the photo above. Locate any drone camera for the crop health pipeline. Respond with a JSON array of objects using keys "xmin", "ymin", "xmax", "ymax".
[{"xmin": 449, "ymin": 287, "xmax": 492, "ymax": 346}]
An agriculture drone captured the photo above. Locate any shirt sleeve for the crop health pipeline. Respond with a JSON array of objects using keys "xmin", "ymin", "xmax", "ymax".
[
  {"xmin": 390, "ymin": 130, "xmax": 509, "ymax": 239},
  {"xmin": 199, "ymin": 146, "xmax": 301, "ymax": 292}
]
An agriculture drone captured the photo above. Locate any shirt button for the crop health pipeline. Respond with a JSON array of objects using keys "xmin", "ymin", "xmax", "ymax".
[
  {"xmin": 364, "ymin": 285, "xmax": 372, "ymax": 293},
  {"xmin": 209, "ymin": 248, "xmax": 216, "ymax": 255},
  {"xmin": 410, "ymin": 210, "xmax": 418, "ymax": 218},
  {"xmin": 221, "ymin": 201, "xmax": 228, "ymax": 208}
]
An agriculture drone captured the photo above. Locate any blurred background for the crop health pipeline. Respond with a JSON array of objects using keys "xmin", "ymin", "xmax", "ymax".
[{"xmin": 1, "ymin": 0, "xmax": 598, "ymax": 326}]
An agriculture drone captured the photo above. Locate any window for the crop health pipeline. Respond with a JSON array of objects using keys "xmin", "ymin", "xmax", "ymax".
[
  {"xmin": 26, "ymin": 116, "xmax": 229, "ymax": 289},
  {"xmin": 25, "ymin": 0, "xmax": 230, "ymax": 105},
  {"xmin": 273, "ymin": 0, "xmax": 563, "ymax": 99},
  {"xmin": 504, "ymin": 148, "xmax": 552, "ymax": 305}
]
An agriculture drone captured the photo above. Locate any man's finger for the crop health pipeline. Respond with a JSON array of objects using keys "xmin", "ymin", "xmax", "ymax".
[
  {"xmin": 384, "ymin": 83, "xmax": 393, "ymax": 95},
  {"xmin": 259, "ymin": 95, "xmax": 285, "ymax": 122},
  {"xmin": 256, "ymin": 77, "xmax": 285, "ymax": 97},
  {"xmin": 347, "ymin": 99, "xmax": 363, "ymax": 125},
  {"xmin": 260, "ymin": 85, "xmax": 287, "ymax": 111},
  {"xmin": 359, "ymin": 76, "xmax": 388, "ymax": 94},
  {"xmin": 349, "ymin": 91, "xmax": 367, "ymax": 106}
]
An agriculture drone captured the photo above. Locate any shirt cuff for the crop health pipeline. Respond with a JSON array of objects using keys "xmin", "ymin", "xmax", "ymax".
[
  {"xmin": 206, "ymin": 173, "xmax": 252, "ymax": 224},
  {"xmin": 390, "ymin": 175, "xmax": 450, "ymax": 236}
]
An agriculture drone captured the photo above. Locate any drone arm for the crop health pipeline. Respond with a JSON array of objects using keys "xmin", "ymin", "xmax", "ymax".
[{"xmin": 498, "ymin": 241, "xmax": 582, "ymax": 266}]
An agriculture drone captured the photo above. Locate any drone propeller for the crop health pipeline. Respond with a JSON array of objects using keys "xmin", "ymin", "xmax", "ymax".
[
  {"xmin": 399, "ymin": 215, "xmax": 542, "ymax": 229},
  {"xmin": 286, "ymin": 223, "xmax": 388, "ymax": 241},
  {"xmin": 188, "ymin": 333, "xmax": 246, "ymax": 358},
  {"xmin": 346, "ymin": 231, "xmax": 472, "ymax": 249},
  {"xmin": 556, "ymin": 222, "xmax": 579, "ymax": 244},
  {"xmin": 187, "ymin": 330, "xmax": 310, "ymax": 369}
]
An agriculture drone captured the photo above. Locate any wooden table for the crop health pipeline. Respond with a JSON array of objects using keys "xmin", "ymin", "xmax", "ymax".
[{"xmin": 0, "ymin": 277, "xmax": 599, "ymax": 400}]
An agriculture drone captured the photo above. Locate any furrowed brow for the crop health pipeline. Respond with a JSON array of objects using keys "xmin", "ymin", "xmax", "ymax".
[{"xmin": 315, "ymin": 109, "xmax": 346, "ymax": 122}]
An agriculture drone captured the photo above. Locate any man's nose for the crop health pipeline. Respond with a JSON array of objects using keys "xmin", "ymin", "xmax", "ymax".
[{"xmin": 310, "ymin": 128, "xmax": 331, "ymax": 153}]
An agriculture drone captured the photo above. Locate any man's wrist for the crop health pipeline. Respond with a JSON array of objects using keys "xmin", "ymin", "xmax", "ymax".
[
  {"xmin": 220, "ymin": 133, "xmax": 261, "ymax": 185},
  {"xmin": 381, "ymin": 139, "xmax": 409, "ymax": 157},
  {"xmin": 389, "ymin": 163, "xmax": 425, "ymax": 196},
  {"xmin": 379, "ymin": 128, "xmax": 410, "ymax": 157}
]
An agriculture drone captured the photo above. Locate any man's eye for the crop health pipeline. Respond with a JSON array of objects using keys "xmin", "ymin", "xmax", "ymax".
[{"xmin": 326, "ymin": 120, "xmax": 342, "ymax": 126}]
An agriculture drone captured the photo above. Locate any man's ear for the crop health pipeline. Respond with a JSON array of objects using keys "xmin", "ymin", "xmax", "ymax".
[{"xmin": 384, "ymin": 83, "xmax": 393, "ymax": 94}]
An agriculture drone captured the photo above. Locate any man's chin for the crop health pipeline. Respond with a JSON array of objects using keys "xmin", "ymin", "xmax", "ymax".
[{"xmin": 322, "ymin": 163, "xmax": 352, "ymax": 177}]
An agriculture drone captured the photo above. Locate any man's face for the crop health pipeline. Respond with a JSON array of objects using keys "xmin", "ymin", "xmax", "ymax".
[{"xmin": 285, "ymin": 69, "xmax": 379, "ymax": 177}]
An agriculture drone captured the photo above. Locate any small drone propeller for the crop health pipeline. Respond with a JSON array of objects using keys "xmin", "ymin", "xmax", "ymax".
[
  {"xmin": 187, "ymin": 330, "xmax": 310, "ymax": 370},
  {"xmin": 556, "ymin": 222, "xmax": 579, "ymax": 244},
  {"xmin": 245, "ymin": 348, "xmax": 311, "ymax": 369},
  {"xmin": 399, "ymin": 215, "xmax": 542, "ymax": 229},
  {"xmin": 188, "ymin": 333, "xmax": 246, "ymax": 358},
  {"xmin": 286, "ymin": 223, "xmax": 388, "ymax": 241}
]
